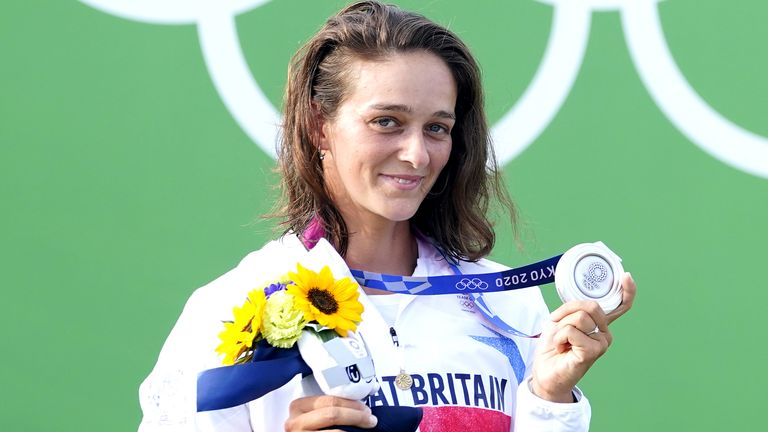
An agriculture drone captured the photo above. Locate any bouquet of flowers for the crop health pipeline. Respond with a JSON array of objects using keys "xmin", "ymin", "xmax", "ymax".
[
  {"xmin": 207, "ymin": 262, "xmax": 378, "ymax": 404},
  {"xmin": 198, "ymin": 256, "xmax": 420, "ymax": 431},
  {"xmin": 215, "ymin": 263, "xmax": 364, "ymax": 365}
]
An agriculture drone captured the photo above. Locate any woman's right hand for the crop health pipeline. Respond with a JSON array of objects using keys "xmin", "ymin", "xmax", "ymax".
[{"xmin": 285, "ymin": 395, "xmax": 378, "ymax": 431}]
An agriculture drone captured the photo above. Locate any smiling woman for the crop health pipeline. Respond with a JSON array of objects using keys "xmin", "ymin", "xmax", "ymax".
[
  {"xmin": 277, "ymin": 1, "xmax": 508, "ymax": 265},
  {"xmin": 318, "ymin": 51, "xmax": 456, "ymax": 273},
  {"xmin": 138, "ymin": 1, "xmax": 636, "ymax": 431}
]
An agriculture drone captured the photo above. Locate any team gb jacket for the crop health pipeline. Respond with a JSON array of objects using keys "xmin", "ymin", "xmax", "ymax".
[{"xmin": 139, "ymin": 234, "xmax": 591, "ymax": 431}]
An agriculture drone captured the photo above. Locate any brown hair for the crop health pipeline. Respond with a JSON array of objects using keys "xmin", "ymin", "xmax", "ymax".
[{"xmin": 275, "ymin": 0, "xmax": 516, "ymax": 261}]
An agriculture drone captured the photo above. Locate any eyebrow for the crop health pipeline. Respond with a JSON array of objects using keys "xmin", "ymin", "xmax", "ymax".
[{"xmin": 369, "ymin": 103, "xmax": 455, "ymax": 120}]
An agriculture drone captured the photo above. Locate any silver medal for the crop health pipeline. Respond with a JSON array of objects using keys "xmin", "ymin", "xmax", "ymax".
[{"xmin": 554, "ymin": 242, "xmax": 624, "ymax": 313}]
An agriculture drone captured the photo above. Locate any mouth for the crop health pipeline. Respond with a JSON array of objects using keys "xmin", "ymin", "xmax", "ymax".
[{"xmin": 381, "ymin": 174, "xmax": 425, "ymax": 189}]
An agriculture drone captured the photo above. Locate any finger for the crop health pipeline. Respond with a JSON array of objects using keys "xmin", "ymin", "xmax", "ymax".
[
  {"xmin": 550, "ymin": 300, "xmax": 609, "ymax": 332},
  {"xmin": 552, "ymin": 324, "xmax": 610, "ymax": 358},
  {"xmin": 289, "ymin": 395, "xmax": 368, "ymax": 417},
  {"xmin": 586, "ymin": 325, "xmax": 613, "ymax": 345},
  {"xmin": 536, "ymin": 320, "xmax": 557, "ymax": 349},
  {"xmin": 294, "ymin": 406, "xmax": 377, "ymax": 431},
  {"xmin": 606, "ymin": 272, "xmax": 637, "ymax": 325},
  {"xmin": 554, "ymin": 309, "xmax": 597, "ymax": 336}
]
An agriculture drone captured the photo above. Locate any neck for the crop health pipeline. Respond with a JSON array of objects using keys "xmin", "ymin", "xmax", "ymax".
[{"xmin": 343, "ymin": 220, "xmax": 417, "ymax": 278}]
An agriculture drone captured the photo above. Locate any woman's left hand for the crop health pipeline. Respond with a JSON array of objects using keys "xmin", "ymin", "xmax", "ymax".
[{"xmin": 530, "ymin": 272, "xmax": 637, "ymax": 402}]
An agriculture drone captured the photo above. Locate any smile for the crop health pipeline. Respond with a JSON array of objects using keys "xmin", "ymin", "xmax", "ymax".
[{"xmin": 381, "ymin": 174, "xmax": 424, "ymax": 190}]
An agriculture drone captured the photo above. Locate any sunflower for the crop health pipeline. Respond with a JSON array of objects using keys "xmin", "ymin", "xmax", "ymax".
[
  {"xmin": 287, "ymin": 264, "xmax": 363, "ymax": 337},
  {"xmin": 215, "ymin": 288, "xmax": 266, "ymax": 365}
]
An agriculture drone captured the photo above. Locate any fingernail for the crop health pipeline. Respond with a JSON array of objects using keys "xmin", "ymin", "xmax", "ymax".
[
  {"xmin": 367, "ymin": 415, "xmax": 378, "ymax": 427},
  {"xmin": 627, "ymin": 272, "xmax": 634, "ymax": 281}
]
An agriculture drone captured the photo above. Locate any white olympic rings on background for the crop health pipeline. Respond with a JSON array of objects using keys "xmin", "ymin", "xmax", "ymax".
[{"xmin": 80, "ymin": 0, "xmax": 768, "ymax": 178}]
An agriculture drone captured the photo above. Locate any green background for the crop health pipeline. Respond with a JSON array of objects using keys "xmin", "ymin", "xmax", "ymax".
[{"xmin": 2, "ymin": 0, "xmax": 767, "ymax": 430}]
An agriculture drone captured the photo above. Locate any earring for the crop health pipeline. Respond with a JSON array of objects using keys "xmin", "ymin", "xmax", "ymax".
[{"xmin": 319, "ymin": 150, "xmax": 326, "ymax": 161}]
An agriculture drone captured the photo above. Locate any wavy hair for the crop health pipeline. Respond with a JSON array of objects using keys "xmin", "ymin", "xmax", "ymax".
[{"xmin": 275, "ymin": 0, "xmax": 516, "ymax": 261}]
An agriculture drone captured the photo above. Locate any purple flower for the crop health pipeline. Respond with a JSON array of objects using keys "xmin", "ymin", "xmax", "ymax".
[{"xmin": 264, "ymin": 282, "xmax": 287, "ymax": 298}]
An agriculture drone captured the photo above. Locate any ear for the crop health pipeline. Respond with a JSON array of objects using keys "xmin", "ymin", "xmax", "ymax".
[{"xmin": 311, "ymin": 101, "xmax": 331, "ymax": 151}]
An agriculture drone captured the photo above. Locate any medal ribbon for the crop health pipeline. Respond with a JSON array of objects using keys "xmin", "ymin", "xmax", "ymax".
[
  {"xmin": 350, "ymin": 254, "xmax": 562, "ymax": 295},
  {"xmin": 351, "ymin": 253, "xmax": 563, "ymax": 338}
]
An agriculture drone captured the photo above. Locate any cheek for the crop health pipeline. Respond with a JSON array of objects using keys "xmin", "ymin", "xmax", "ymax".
[
  {"xmin": 433, "ymin": 143, "xmax": 453, "ymax": 172},
  {"xmin": 331, "ymin": 149, "xmax": 374, "ymax": 192},
  {"xmin": 342, "ymin": 143, "xmax": 387, "ymax": 174}
]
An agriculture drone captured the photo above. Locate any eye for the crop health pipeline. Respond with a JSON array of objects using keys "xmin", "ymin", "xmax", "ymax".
[
  {"xmin": 426, "ymin": 123, "xmax": 450, "ymax": 135},
  {"xmin": 372, "ymin": 117, "xmax": 398, "ymax": 128}
]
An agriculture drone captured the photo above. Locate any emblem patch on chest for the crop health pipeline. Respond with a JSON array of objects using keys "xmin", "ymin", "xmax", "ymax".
[{"xmin": 457, "ymin": 294, "xmax": 475, "ymax": 313}]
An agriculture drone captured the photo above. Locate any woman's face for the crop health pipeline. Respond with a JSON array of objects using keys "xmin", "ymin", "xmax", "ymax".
[{"xmin": 320, "ymin": 51, "xmax": 456, "ymax": 228}]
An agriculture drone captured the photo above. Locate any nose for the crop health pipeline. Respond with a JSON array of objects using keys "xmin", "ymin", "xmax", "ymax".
[{"xmin": 399, "ymin": 129, "xmax": 430, "ymax": 169}]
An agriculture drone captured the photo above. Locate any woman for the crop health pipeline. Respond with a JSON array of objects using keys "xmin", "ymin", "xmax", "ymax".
[{"xmin": 139, "ymin": 2, "xmax": 636, "ymax": 431}]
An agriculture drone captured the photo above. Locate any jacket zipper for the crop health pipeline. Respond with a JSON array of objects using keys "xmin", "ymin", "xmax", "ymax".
[{"xmin": 389, "ymin": 327, "xmax": 399, "ymax": 347}]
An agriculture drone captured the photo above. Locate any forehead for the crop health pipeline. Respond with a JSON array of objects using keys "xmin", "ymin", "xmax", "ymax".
[{"xmin": 341, "ymin": 51, "xmax": 457, "ymax": 111}]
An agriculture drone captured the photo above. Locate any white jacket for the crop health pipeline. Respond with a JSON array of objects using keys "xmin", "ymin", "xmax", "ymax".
[{"xmin": 139, "ymin": 234, "xmax": 591, "ymax": 431}]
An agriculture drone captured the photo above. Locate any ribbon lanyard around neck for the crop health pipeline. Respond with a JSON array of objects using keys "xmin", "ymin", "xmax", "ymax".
[
  {"xmin": 350, "ymin": 254, "xmax": 562, "ymax": 338},
  {"xmin": 350, "ymin": 254, "xmax": 562, "ymax": 295}
]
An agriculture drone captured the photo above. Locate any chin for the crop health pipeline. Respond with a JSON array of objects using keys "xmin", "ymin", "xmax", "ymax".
[{"xmin": 375, "ymin": 205, "xmax": 421, "ymax": 223}]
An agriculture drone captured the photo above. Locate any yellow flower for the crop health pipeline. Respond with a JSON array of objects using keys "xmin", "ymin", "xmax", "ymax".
[
  {"xmin": 287, "ymin": 264, "xmax": 363, "ymax": 337},
  {"xmin": 215, "ymin": 323, "xmax": 249, "ymax": 365},
  {"xmin": 215, "ymin": 289, "xmax": 266, "ymax": 365}
]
